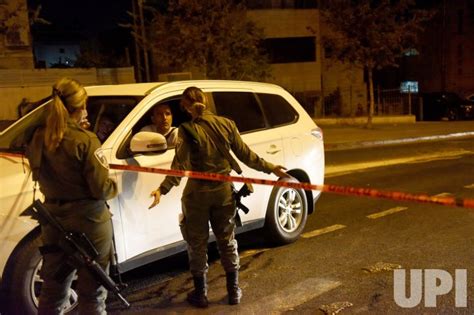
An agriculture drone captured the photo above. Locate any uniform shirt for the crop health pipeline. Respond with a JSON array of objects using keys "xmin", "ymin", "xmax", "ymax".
[
  {"xmin": 140, "ymin": 125, "xmax": 179, "ymax": 147},
  {"xmin": 159, "ymin": 110, "xmax": 275, "ymax": 195},
  {"xmin": 27, "ymin": 119, "xmax": 118, "ymax": 203}
]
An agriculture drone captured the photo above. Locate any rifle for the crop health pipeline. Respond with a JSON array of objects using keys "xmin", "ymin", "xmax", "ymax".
[
  {"xmin": 25, "ymin": 200, "xmax": 130, "ymax": 308},
  {"xmin": 233, "ymin": 183, "xmax": 253, "ymax": 227}
]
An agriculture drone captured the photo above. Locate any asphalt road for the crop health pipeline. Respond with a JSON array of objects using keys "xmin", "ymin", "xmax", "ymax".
[{"xmin": 107, "ymin": 138, "xmax": 474, "ymax": 314}]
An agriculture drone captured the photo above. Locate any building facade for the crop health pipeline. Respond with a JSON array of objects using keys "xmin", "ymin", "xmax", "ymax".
[
  {"xmin": 417, "ymin": 0, "xmax": 474, "ymax": 97},
  {"xmin": 0, "ymin": 0, "xmax": 34, "ymax": 69},
  {"xmin": 247, "ymin": 1, "xmax": 366, "ymax": 117}
]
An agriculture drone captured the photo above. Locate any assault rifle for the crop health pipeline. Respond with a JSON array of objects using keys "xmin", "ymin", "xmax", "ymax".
[
  {"xmin": 233, "ymin": 183, "xmax": 253, "ymax": 227},
  {"xmin": 25, "ymin": 200, "xmax": 130, "ymax": 308}
]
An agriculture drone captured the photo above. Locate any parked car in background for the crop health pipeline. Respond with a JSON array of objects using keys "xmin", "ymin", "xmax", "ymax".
[
  {"xmin": 0, "ymin": 80, "xmax": 325, "ymax": 314},
  {"xmin": 422, "ymin": 92, "xmax": 474, "ymax": 121},
  {"xmin": 466, "ymin": 93, "xmax": 474, "ymax": 103}
]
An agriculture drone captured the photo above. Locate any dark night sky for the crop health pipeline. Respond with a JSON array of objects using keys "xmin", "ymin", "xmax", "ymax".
[{"xmin": 27, "ymin": 0, "xmax": 132, "ymax": 37}]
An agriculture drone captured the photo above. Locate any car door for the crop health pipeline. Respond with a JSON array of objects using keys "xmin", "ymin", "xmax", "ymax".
[
  {"xmin": 210, "ymin": 91, "xmax": 285, "ymax": 223},
  {"xmin": 106, "ymin": 93, "xmax": 187, "ymax": 262}
]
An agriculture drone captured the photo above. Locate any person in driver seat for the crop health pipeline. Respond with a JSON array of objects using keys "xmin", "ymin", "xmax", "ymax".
[{"xmin": 141, "ymin": 103, "xmax": 178, "ymax": 147}]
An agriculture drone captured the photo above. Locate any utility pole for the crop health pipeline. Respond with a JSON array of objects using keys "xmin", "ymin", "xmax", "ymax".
[
  {"xmin": 132, "ymin": 0, "xmax": 142, "ymax": 82},
  {"xmin": 138, "ymin": 0, "xmax": 151, "ymax": 82},
  {"xmin": 441, "ymin": 0, "xmax": 447, "ymax": 91}
]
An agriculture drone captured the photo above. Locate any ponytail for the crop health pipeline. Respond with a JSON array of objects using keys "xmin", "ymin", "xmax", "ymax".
[
  {"xmin": 193, "ymin": 102, "xmax": 206, "ymax": 116},
  {"xmin": 182, "ymin": 87, "xmax": 207, "ymax": 118},
  {"xmin": 44, "ymin": 95, "xmax": 69, "ymax": 151},
  {"xmin": 44, "ymin": 78, "xmax": 87, "ymax": 151}
]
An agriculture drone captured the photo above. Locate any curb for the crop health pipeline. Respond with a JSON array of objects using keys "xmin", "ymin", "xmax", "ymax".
[
  {"xmin": 315, "ymin": 115, "xmax": 416, "ymax": 126},
  {"xmin": 324, "ymin": 131, "xmax": 474, "ymax": 151}
]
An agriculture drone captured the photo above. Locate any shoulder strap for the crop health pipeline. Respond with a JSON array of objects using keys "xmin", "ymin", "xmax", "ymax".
[
  {"xmin": 199, "ymin": 120, "xmax": 242, "ymax": 175},
  {"xmin": 180, "ymin": 122, "xmax": 200, "ymax": 144}
]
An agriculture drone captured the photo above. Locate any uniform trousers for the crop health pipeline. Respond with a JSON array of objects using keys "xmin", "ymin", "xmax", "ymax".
[
  {"xmin": 181, "ymin": 182, "xmax": 239, "ymax": 277},
  {"xmin": 38, "ymin": 204, "xmax": 112, "ymax": 315}
]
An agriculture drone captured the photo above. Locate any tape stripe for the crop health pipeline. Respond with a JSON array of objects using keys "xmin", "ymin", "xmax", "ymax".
[
  {"xmin": 2, "ymin": 152, "xmax": 473, "ymax": 209},
  {"xmin": 108, "ymin": 163, "xmax": 474, "ymax": 209}
]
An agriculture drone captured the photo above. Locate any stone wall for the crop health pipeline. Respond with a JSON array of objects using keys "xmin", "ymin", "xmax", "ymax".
[{"xmin": 0, "ymin": 67, "xmax": 135, "ymax": 120}]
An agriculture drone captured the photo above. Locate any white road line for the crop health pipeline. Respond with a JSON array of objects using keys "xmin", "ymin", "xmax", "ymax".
[
  {"xmin": 301, "ymin": 224, "xmax": 346, "ymax": 239},
  {"xmin": 245, "ymin": 277, "xmax": 341, "ymax": 313},
  {"xmin": 464, "ymin": 183, "xmax": 474, "ymax": 189},
  {"xmin": 367, "ymin": 206, "xmax": 408, "ymax": 219},
  {"xmin": 325, "ymin": 150, "xmax": 471, "ymax": 177},
  {"xmin": 432, "ymin": 192, "xmax": 453, "ymax": 198}
]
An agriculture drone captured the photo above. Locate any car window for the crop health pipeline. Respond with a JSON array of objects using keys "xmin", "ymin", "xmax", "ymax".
[
  {"xmin": 257, "ymin": 93, "xmax": 298, "ymax": 127},
  {"xmin": 212, "ymin": 92, "xmax": 265, "ymax": 133},
  {"xmin": 87, "ymin": 97, "xmax": 140, "ymax": 143},
  {"xmin": 0, "ymin": 100, "xmax": 49, "ymax": 152}
]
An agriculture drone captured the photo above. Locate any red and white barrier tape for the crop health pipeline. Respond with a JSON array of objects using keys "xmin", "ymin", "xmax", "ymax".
[
  {"xmin": 2, "ymin": 152, "xmax": 472, "ymax": 209},
  {"xmin": 108, "ymin": 163, "xmax": 474, "ymax": 209}
]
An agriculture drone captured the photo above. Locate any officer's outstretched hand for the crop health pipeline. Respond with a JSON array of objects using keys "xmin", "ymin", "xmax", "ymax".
[
  {"xmin": 149, "ymin": 189, "xmax": 161, "ymax": 209},
  {"xmin": 272, "ymin": 165, "xmax": 290, "ymax": 179}
]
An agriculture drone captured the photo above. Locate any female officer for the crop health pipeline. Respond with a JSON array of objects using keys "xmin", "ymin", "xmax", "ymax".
[
  {"xmin": 26, "ymin": 77, "xmax": 118, "ymax": 314},
  {"xmin": 149, "ymin": 87, "xmax": 288, "ymax": 308}
]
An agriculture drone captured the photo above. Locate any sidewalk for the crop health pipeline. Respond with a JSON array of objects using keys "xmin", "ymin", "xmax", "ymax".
[{"xmin": 318, "ymin": 121, "xmax": 474, "ymax": 151}]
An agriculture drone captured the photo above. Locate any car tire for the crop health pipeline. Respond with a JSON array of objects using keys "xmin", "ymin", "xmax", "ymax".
[
  {"xmin": 264, "ymin": 177, "xmax": 308, "ymax": 245},
  {"xmin": 3, "ymin": 232, "xmax": 78, "ymax": 314}
]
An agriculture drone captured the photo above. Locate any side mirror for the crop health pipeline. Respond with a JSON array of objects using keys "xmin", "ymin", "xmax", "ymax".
[{"xmin": 130, "ymin": 131, "xmax": 167, "ymax": 155}]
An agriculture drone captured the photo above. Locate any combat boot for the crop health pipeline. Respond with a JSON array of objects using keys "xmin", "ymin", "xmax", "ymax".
[
  {"xmin": 226, "ymin": 271, "xmax": 242, "ymax": 305},
  {"xmin": 187, "ymin": 275, "xmax": 208, "ymax": 308}
]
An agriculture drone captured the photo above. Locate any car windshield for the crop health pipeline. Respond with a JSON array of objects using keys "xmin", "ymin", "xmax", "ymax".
[{"xmin": 0, "ymin": 96, "xmax": 142, "ymax": 152}]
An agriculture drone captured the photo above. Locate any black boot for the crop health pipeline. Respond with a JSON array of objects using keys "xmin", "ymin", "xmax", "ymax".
[
  {"xmin": 187, "ymin": 275, "xmax": 208, "ymax": 308},
  {"xmin": 226, "ymin": 271, "xmax": 242, "ymax": 305}
]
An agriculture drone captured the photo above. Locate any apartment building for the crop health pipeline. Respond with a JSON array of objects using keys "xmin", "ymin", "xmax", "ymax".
[
  {"xmin": 247, "ymin": 0, "xmax": 366, "ymax": 116},
  {"xmin": 0, "ymin": 0, "xmax": 34, "ymax": 68}
]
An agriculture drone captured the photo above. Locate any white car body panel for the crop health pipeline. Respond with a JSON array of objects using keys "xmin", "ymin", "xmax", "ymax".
[{"xmin": 0, "ymin": 80, "xmax": 324, "ymax": 283}]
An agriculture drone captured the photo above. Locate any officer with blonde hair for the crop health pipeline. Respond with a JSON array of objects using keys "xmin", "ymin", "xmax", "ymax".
[
  {"xmin": 149, "ymin": 86, "xmax": 288, "ymax": 308},
  {"xmin": 26, "ymin": 77, "xmax": 118, "ymax": 314}
]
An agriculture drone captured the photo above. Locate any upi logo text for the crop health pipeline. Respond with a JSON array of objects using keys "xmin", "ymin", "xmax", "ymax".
[{"xmin": 393, "ymin": 269, "xmax": 467, "ymax": 308}]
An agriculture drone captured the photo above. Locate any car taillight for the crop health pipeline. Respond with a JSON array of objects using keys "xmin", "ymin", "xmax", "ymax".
[{"xmin": 311, "ymin": 127, "xmax": 323, "ymax": 141}]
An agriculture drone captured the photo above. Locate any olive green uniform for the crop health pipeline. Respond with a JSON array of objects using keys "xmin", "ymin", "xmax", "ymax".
[
  {"xmin": 26, "ymin": 119, "xmax": 118, "ymax": 315},
  {"xmin": 159, "ymin": 110, "xmax": 275, "ymax": 277}
]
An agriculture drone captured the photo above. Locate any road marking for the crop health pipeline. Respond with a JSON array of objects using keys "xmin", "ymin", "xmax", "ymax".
[
  {"xmin": 325, "ymin": 150, "xmax": 471, "ymax": 177},
  {"xmin": 367, "ymin": 206, "xmax": 408, "ymax": 219},
  {"xmin": 240, "ymin": 248, "xmax": 269, "ymax": 259},
  {"xmin": 432, "ymin": 192, "xmax": 453, "ymax": 198},
  {"xmin": 464, "ymin": 184, "xmax": 474, "ymax": 189},
  {"xmin": 301, "ymin": 224, "xmax": 346, "ymax": 239},
  {"xmin": 245, "ymin": 277, "xmax": 341, "ymax": 313}
]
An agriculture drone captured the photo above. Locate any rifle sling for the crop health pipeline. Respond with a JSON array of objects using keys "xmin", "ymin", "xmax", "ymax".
[{"xmin": 199, "ymin": 121, "xmax": 242, "ymax": 175}]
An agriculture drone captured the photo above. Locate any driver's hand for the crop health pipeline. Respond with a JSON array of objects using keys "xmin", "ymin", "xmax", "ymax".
[
  {"xmin": 149, "ymin": 189, "xmax": 161, "ymax": 209},
  {"xmin": 272, "ymin": 165, "xmax": 290, "ymax": 178}
]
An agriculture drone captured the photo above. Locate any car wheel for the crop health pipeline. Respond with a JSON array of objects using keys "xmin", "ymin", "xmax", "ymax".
[
  {"xmin": 264, "ymin": 177, "xmax": 308, "ymax": 245},
  {"xmin": 3, "ymin": 232, "xmax": 78, "ymax": 314},
  {"xmin": 446, "ymin": 108, "xmax": 458, "ymax": 121}
]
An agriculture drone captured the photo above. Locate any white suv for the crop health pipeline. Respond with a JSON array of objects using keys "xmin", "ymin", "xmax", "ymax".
[{"xmin": 0, "ymin": 80, "xmax": 324, "ymax": 313}]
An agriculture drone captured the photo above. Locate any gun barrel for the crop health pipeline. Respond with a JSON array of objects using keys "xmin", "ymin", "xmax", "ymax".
[{"xmin": 27, "ymin": 200, "xmax": 131, "ymax": 308}]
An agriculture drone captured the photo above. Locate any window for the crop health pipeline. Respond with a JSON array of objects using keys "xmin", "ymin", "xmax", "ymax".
[
  {"xmin": 264, "ymin": 37, "xmax": 316, "ymax": 64},
  {"xmin": 212, "ymin": 92, "xmax": 265, "ymax": 133},
  {"xmin": 87, "ymin": 97, "xmax": 140, "ymax": 143},
  {"xmin": 257, "ymin": 93, "xmax": 298, "ymax": 126}
]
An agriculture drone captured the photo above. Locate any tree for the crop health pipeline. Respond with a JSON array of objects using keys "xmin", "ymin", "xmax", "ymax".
[
  {"xmin": 148, "ymin": 0, "xmax": 271, "ymax": 80},
  {"xmin": 322, "ymin": 0, "xmax": 434, "ymax": 127}
]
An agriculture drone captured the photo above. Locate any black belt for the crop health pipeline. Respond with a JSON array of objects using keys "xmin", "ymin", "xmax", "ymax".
[{"xmin": 45, "ymin": 198, "xmax": 88, "ymax": 205}]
